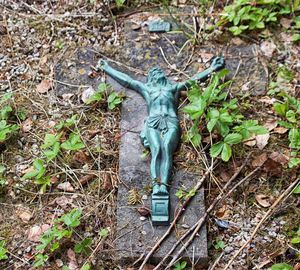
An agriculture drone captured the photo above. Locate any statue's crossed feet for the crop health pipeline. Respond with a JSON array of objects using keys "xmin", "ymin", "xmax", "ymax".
[{"xmin": 152, "ymin": 184, "xmax": 168, "ymax": 195}]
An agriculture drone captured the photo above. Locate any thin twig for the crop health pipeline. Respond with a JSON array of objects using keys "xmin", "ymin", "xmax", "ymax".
[
  {"xmin": 223, "ymin": 178, "xmax": 300, "ymax": 270},
  {"xmin": 155, "ymin": 153, "xmax": 253, "ymax": 269}
]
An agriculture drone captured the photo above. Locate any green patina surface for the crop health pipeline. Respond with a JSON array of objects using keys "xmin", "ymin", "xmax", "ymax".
[
  {"xmin": 98, "ymin": 57, "xmax": 225, "ymax": 224},
  {"xmin": 148, "ymin": 20, "xmax": 171, "ymax": 33}
]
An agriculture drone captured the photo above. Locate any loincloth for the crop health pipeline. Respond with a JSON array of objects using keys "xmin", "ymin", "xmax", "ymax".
[{"xmin": 140, "ymin": 115, "xmax": 179, "ymax": 148}]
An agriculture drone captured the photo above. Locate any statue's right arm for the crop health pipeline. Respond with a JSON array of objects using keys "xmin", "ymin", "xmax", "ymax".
[{"xmin": 97, "ymin": 60, "xmax": 148, "ymax": 99}]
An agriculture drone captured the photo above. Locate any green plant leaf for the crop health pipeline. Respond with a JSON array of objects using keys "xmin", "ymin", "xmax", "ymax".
[
  {"xmin": 115, "ymin": 0, "xmax": 125, "ymax": 8},
  {"xmin": 80, "ymin": 264, "xmax": 91, "ymax": 270},
  {"xmin": 22, "ymin": 159, "xmax": 46, "ymax": 180},
  {"xmin": 74, "ymin": 238, "xmax": 92, "ymax": 255},
  {"xmin": 0, "ymin": 105, "xmax": 12, "ymax": 120},
  {"xmin": 41, "ymin": 134, "xmax": 59, "ymax": 149},
  {"xmin": 221, "ymin": 143, "xmax": 232, "ymax": 162},
  {"xmin": 99, "ymin": 228, "xmax": 109, "ymax": 237},
  {"xmin": 210, "ymin": 142, "xmax": 224, "ymax": 158},
  {"xmin": 224, "ymin": 133, "xmax": 243, "ymax": 145},
  {"xmin": 176, "ymin": 189, "xmax": 184, "ymax": 199},
  {"xmin": 61, "ymin": 133, "xmax": 85, "ymax": 151},
  {"xmin": 108, "ymin": 92, "xmax": 123, "ymax": 110},
  {"xmin": 290, "ymin": 236, "xmax": 300, "ymax": 244},
  {"xmin": 0, "ymin": 240, "xmax": 8, "ymax": 260},
  {"xmin": 293, "ymin": 183, "xmax": 300, "ymax": 194},
  {"xmin": 289, "ymin": 158, "xmax": 300, "ymax": 169},
  {"xmin": 288, "ymin": 128, "xmax": 300, "ymax": 149},
  {"xmin": 33, "ymin": 254, "xmax": 49, "ymax": 268},
  {"xmin": 292, "ymin": 33, "xmax": 300, "ymax": 42},
  {"xmin": 270, "ymin": 263, "xmax": 293, "ymax": 270},
  {"xmin": 273, "ymin": 103, "xmax": 288, "ymax": 116},
  {"xmin": 60, "ymin": 208, "xmax": 82, "ymax": 228}
]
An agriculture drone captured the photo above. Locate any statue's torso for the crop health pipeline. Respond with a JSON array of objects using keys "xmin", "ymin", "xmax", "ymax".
[{"xmin": 147, "ymin": 86, "xmax": 177, "ymax": 118}]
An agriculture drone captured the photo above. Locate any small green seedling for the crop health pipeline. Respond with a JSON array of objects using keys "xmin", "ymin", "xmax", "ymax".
[
  {"xmin": 173, "ymin": 260, "xmax": 187, "ymax": 270},
  {"xmin": 107, "ymin": 91, "xmax": 123, "ymax": 110},
  {"xmin": 0, "ymin": 240, "xmax": 8, "ymax": 260},
  {"xmin": 61, "ymin": 132, "xmax": 85, "ymax": 151}
]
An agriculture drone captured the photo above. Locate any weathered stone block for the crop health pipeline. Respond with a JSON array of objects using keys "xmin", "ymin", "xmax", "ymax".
[{"xmin": 116, "ymin": 89, "xmax": 208, "ymax": 268}]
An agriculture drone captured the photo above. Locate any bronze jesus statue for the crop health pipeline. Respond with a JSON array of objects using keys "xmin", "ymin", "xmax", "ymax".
[{"xmin": 98, "ymin": 57, "xmax": 225, "ymax": 224}]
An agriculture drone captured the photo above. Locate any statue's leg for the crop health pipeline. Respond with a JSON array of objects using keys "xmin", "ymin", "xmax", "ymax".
[
  {"xmin": 146, "ymin": 127, "xmax": 162, "ymax": 194},
  {"xmin": 160, "ymin": 128, "xmax": 179, "ymax": 193}
]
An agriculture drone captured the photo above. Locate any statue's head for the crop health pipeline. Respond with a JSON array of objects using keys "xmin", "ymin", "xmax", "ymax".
[{"xmin": 147, "ymin": 67, "xmax": 168, "ymax": 85}]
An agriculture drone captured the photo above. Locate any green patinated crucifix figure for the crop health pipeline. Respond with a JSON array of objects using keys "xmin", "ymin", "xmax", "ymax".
[{"xmin": 98, "ymin": 57, "xmax": 225, "ymax": 225}]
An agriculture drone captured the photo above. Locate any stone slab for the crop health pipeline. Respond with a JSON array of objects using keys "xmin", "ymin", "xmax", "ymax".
[{"xmin": 116, "ymin": 88, "xmax": 208, "ymax": 268}]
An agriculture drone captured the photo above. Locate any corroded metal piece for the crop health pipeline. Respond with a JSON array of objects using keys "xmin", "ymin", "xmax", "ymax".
[
  {"xmin": 148, "ymin": 20, "xmax": 171, "ymax": 32},
  {"xmin": 97, "ymin": 57, "xmax": 225, "ymax": 225}
]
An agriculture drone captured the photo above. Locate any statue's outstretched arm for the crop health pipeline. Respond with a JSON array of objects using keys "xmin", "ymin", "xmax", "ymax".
[
  {"xmin": 97, "ymin": 60, "xmax": 148, "ymax": 99},
  {"xmin": 175, "ymin": 56, "xmax": 225, "ymax": 92}
]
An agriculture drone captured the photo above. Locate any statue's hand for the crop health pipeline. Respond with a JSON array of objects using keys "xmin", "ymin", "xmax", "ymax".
[
  {"xmin": 211, "ymin": 56, "xmax": 225, "ymax": 72},
  {"xmin": 96, "ymin": 59, "xmax": 109, "ymax": 71}
]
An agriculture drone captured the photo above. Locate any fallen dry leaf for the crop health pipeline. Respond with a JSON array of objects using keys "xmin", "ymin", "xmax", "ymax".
[
  {"xmin": 79, "ymin": 174, "xmax": 95, "ymax": 185},
  {"xmin": 50, "ymin": 196, "xmax": 74, "ymax": 209},
  {"xmin": 294, "ymin": 263, "xmax": 300, "ymax": 270},
  {"xmin": 27, "ymin": 224, "xmax": 50, "ymax": 242},
  {"xmin": 39, "ymin": 55, "xmax": 48, "ymax": 66},
  {"xmin": 21, "ymin": 118, "xmax": 33, "ymax": 132},
  {"xmin": 260, "ymin": 41, "xmax": 276, "ymax": 58},
  {"xmin": 62, "ymin": 93, "xmax": 74, "ymax": 101},
  {"xmin": 88, "ymin": 129, "xmax": 102, "ymax": 138},
  {"xmin": 256, "ymin": 134, "xmax": 270, "ymax": 150},
  {"xmin": 18, "ymin": 211, "xmax": 32, "ymax": 223},
  {"xmin": 67, "ymin": 248, "xmax": 78, "ymax": 270},
  {"xmin": 258, "ymin": 96, "xmax": 275, "ymax": 105},
  {"xmin": 255, "ymin": 194, "xmax": 271, "ymax": 208},
  {"xmin": 81, "ymin": 86, "xmax": 95, "ymax": 103},
  {"xmin": 219, "ymin": 171, "xmax": 231, "ymax": 182},
  {"xmin": 50, "ymin": 176, "xmax": 59, "ymax": 184},
  {"xmin": 280, "ymin": 17, "xmax": 292, "ymax": 29},
  {"xmin": 36, "ymin": 79, "xmax": 52, "ymax": 93},
  {"xmin": 264, "ymin": 119, "xmax": 277, "ymax": 131},
  {"xmin": 102, "ymin": 173, "xmax": 112, "ymax": 190},
  {"xmin": 73, "ymin": 151, "xmax": 90, "ymax": 164},
  {"xmin": 55, "ymin": 259, "xmax": 64, "ymax": 268},
  {"xmin": 269, "ymin": 151, "xmax": 289, "ymax": 167},
  {"xmin": 263, "ymin": 158, "xmax": 282, "ymax": 177},
  {"xmin": 216, "ymin": 205, "xmax": 232, "ymax": 219},
  {"xmin": 57, "ymin": 182, "xmax": 75, "ymax": 192},
  {"xmin": 21, "ymin": 166, "xmax": 34, "ymax": 176},
  {"xmin": 232, "ymin": 37, "xmax": 245, "ymax": 46},
  {"xmin": 200, "ymin": 52, "xmax": 214, "ymax": 63},
  {"xmin": 142, "ymin": 264, "xmax": 155, "ymax": 270},
  {"xmin": 273, "ymin": 127, "xmax": 288, "ymax": 134},
  {"xmin": 137, "ymin": 206, "xmax": 150, "ymax": 217},
  {"xmin": 251, "ymin": 153, "xmax": 268, "ymax": 167},
  {"xmin": 243, "ymin": 134, "xmax": 257, "ymax": 147}
]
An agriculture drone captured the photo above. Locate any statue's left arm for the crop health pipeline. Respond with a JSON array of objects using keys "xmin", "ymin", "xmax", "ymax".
[
  {"xmin": 174, "ymin": 56, "xmax": 225, "ymax": 92},
  {"xmin": 97, "ymin": 60, "xmax": 148, "ymax": 100}
]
